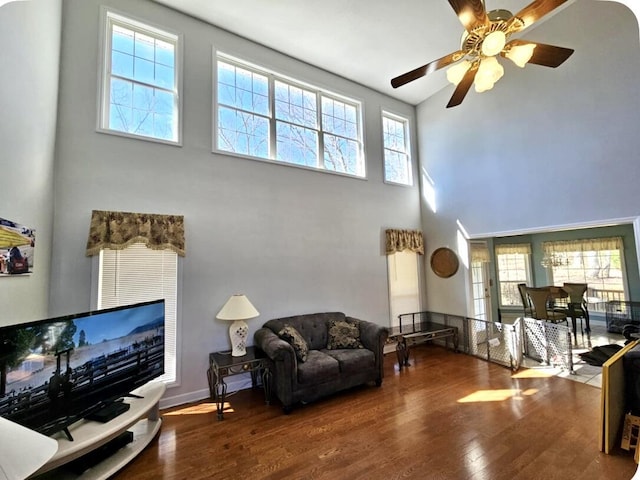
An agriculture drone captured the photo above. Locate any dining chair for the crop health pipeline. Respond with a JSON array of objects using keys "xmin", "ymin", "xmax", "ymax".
[
  {"xmin": 562, "ymin": 282, "xmax": 590, "ymax": 333},
  {"xmin": 525, "ymin": 287, "xmax": 569, "ymax": 325},
  {"xmin": 517, "ymin": 283, "xmax": 533, "ymax": 317}
]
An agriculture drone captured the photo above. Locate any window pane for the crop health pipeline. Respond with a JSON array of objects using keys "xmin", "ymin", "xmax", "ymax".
[
  {"xmin": 275, "ymin": 81, "xmax": 317, "ymax": 128},
  {"xmin": 323, "ymin": 134, "xmax": 359, "ymax": 174},
  {"xmin": 384, "ymin": 150, "xmax": 410, "ymax": 184},
  {"xmin": 322, "ymin": 97, "xmax": 357, "ymax": 139},
  {"xmin": 497, "ymin": 251, "xmax": 529, "ymax": 306},
  {"xmin": 549, "ymin": 247, "xmax": 625, "ymax": 310},
  {"xmin": 103, "ymin": 13, "xmax": 179, "ymax": 143},
  {"xmin": 217, "ymin": 62, "xmax": 269, "ymax": 115},
  {"xmin": 218, "ymin": 106, "xmax": 269, "ymax": 157},
  {"xmin": 134, "ymin": 32, "xmax": 155, "ymax": 61},
  {"xmin": 215, "ymin": 57, "xmax": 364, "ymax": 178},
  {"xmin": 112, "ymin": 51, "xmax": 134, "ymax": 78},
  {"xmin": 112, "ymin": 25, "xmax": 134, "ymax": 54},
  {"xmin": 276, "ymin": 122, "xmax": 318, "ymax": 166},
  {"xmin": 383, "ymin": 114, "xmax": 411, "ymax": 185}
]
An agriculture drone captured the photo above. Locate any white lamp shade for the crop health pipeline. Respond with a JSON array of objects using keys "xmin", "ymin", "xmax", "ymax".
[
  {"xmin": 216, "ymin": 294, "xmax": 259, "ymax": 321},
  {"xmin": 216, "ymin": 295, "xmax": 259, "ymax": 356},
  {"xmin": 0, "ymin": 417, "xmax": 58, "ymax": 480}
]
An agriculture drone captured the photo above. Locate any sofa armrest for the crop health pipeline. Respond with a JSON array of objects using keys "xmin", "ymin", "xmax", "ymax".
[
  {"xmin": 347, "ymin": 317, "xmax": 388, "ymax": 353},
  {"xmin": 254, "ymin": 327, "xmax": 295, "ymax": 362}
]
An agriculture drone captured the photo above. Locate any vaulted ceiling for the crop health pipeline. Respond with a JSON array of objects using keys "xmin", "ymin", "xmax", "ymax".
[{"xmin": 149, "ymin": 0, "xmax": 638, "ymax": 106}]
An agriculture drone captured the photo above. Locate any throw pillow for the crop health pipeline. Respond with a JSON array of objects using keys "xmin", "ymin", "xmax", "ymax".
[
  {"xmin": 327, "ymin": 319, "xmax": 363, "ymax": 349},
  {"xmin": 278, "ymin": 325, "xmax": 309, "ymax": 362}
]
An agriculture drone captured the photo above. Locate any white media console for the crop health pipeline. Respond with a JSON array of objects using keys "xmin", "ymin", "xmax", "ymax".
[{"xmin": 31, "ymin": 381, "xmax": 166, "ymax": 480}]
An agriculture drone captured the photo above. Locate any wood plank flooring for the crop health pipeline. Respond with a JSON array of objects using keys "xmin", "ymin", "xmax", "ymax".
[{"xmin": 116, "ymin": 346, "xmax": 637, "ymax": 480}]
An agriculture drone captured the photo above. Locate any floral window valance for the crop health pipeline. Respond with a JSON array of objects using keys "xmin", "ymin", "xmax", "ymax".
[
  {"xmin": 542, "ymin": 237, "xmax": 622, "ymax": 254},
  {"xmin": 385, "ymin": 229, "xmax": 424, "ymax": 255},
  {"xmin": 86, "ymin": 210, "xmax": 185, "ymax": 257},
  {"xmin": 470, "ymin": 243, "xmax": 490, "ymax": 263},
  {"xmin": 495, "ymin": 243, "xmax": 531, "ymax": 255}
]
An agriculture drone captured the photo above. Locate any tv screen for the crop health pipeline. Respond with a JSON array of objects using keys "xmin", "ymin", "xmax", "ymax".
[{"xmin": 0, "ymin": 299, "xmax": 165, "ymax": 437}]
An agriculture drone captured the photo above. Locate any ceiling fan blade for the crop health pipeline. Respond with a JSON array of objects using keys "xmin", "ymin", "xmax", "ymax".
[
  {"xmin": 446, "ymin": 62, "xmax": 479, "ymax": 108},
  {"xmin": 391, "ymin": 50, "xmax": 466, "ymax": 88},
  {"xmin": 503, "ymin": 39, "xmax": 574, "ymax": 67},
  {"xmin": 447, "ymin": 0, "xmax": 489, "ymax": 32},
  {"xmin": 508, "ymin": 0, "xmax": 570, "ymax": 32}
]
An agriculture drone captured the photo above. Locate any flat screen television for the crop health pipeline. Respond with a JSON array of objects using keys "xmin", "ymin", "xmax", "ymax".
[{"xmin": 0, "ymin": 299, "xmax": 165, "ymax": 439}]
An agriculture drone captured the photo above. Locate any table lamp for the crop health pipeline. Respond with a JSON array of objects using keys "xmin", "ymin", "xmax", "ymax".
[{"xmin": 216, "ymin": 294, "xmax": 259, "ymax": 356}]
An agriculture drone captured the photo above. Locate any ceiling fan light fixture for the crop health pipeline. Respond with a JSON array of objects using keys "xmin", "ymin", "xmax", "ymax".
[
  {"xmin": 474, "ymin": 56, "xmax": 504, "ymax": 92},
  {"xmin": 505, "ymin": 43, "xmax": 537, "ymax": 68},
  {"xmin": 446, "ymin": 60, "xmax": 471, "ymax": 86},
  {"xmin": 481, "ymin": 30, "xmax": 506, "ymax": 57}
]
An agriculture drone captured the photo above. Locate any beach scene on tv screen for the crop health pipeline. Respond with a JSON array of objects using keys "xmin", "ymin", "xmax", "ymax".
[{"xmin": 0, "ymin": 301, "xmax": 165, "ymax": 429}]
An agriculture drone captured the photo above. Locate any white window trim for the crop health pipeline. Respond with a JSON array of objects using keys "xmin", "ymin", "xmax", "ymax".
[
  {"xmin": 382, "ymin": 110, "xmax": 413, "ymax": 187},
  {"xmin": 96, "ymin": 6, "xmax": 184, "ymax": 146},
  {"xmin": 213, "ymin": 51, "xmax": 366, "ymax": 180}
]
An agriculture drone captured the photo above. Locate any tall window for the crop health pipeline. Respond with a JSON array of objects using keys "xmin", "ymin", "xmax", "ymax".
[
  {"xmin": 98, "ymin": 8, "xmax": 182, "ymax": 144},
  {"xmin": 495, "ymin": 243, "xmax": 532, "ymax": 307},
  {"xmin": 98, "ymin": 243, "xmax": 178, "ymax": 384},
  {"xmin": 543, "ymin": 237, "xmax": 626, "ymax": 310},
  {"xmin": 216, "ymin": 55, "xmax": 365, "ymax": 177},
  {"xmin": 382, "ymin": 112, "xmax": 412, "ymax": 185}
]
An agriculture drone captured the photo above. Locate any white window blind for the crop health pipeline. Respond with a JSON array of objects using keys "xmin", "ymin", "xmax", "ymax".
[{"xmin": 98, "ymin": 243, "xmax": 177, "ymax": 384}]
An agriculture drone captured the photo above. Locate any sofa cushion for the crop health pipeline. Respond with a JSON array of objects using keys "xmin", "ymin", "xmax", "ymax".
[
  {"xmin": 297, "ymin": 350, "xmax": 340, "ymax": 384},
  {"xmin": 323, "ymin": 348, "xmax": 375, "ymax": 374},
  {"xmin": 327, "ymin": 318, "xmax": 363, "ymax": 349},
  {"xmin": 264, "ymin": 312, "xmax": 346, "ymax": 351},
  {"xmin": 278, "ymin": 325, "xmax": 309, "ymax": 362}
]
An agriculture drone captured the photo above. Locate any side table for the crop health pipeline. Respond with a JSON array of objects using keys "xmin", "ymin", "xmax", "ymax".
[{"xmin": 207, "ymin": 346, "xmax": 271, "ymax": 420}]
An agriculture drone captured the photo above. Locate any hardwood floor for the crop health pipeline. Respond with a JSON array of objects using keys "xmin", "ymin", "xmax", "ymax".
[{"xmin": 116, "ymin": 346, "xmax": 637, "ymax": 480}]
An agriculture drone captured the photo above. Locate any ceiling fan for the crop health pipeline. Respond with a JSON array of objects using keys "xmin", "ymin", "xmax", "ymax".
[{"xmin": 391, "ymin": 0, "xmax": 575, "ymax": 108}]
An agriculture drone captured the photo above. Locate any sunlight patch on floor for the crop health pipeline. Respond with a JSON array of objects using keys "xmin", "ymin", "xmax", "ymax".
[
  {"xmin": 164, "ymin": 402, "xmax": 231, "ymax": 416},
  {"xmin": 458, "ymin": 388, "xmax": 538, "ymax": 403}
]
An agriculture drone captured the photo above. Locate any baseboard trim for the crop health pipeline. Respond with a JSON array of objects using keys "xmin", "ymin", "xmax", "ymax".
[{"xmin": 160, "ymin": 374, "xmax": 253, "ymax": 410}]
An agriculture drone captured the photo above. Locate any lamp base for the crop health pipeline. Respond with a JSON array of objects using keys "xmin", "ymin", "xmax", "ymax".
[{"xmin": 229, "ymin": 320, "xmax": 249, "ymax": 356}]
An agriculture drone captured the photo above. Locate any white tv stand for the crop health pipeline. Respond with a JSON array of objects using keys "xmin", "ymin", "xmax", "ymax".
[{"xmin": 31, "ymin": 381, "xmax": 166, "ymax": 480}]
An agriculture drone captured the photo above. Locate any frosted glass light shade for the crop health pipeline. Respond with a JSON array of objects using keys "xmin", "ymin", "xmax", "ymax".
[
  {"xmin": 216, "ymin": 294, "xmax": 259, "ymax": 357},
  {"xmin": 446, "ymin": 60, "xmax": 471, "ymax": 86},
  {"xmin": 505, "ymin": 43, "xmax": 536, "ymax": 68},
  {"xmin": 474, "ymin": 56, "xmax": 504, "ymax": 93},
  {"xmin": 481, "ymin": 31, "xmax": 506, "ymax": 57}
]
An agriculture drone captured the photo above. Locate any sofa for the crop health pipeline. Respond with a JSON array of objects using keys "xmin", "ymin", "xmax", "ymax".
[{"xmin": 253, "ymin": 312, "xmax": 388, "ymax": 413}]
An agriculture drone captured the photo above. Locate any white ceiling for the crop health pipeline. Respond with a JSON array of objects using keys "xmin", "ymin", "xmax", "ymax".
[{"xmin": 150, "ymin": 0, "xmax": 609, "ymax": 105}]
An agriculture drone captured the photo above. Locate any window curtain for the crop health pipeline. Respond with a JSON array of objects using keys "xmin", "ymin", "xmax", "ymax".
[
  {"xmin": 542, "ymin": 237, "xmax": 622, "ymax": 254},
  {"xmin": 494, "ymin": 243, "xmax": 532, "ymax": 255},
  {"xmin": 470, "ymin": 243, "xmax": 490, "ymax": 263},
  {"xmin": 385, "ymin": 229, "xmax": 424, "ymax": 255},
  {"xmin": 85, "ymin": 210, "xmax": 185, "ymax": 257}
]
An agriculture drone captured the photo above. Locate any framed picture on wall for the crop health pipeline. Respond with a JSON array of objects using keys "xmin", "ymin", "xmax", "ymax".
[{"xmin": 0, "ymin": 216, "xmax": 35, "ymax": 276}]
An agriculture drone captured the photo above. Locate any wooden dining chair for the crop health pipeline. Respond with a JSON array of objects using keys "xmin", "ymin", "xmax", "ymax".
[
  {"xmin": 525, "ymin": 287, "xmax": 569, "ymax": 325},
  {"xmin": 517, "ymin": 283, "xmax": 533, "ymax": 317},
  {"xmin": 562, "ymin": 282, "xmax": 590, "ymax": 333}
]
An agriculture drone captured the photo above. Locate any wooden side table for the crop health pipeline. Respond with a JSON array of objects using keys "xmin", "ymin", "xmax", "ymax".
[{"xmin": 207, "ymin": 346, "xmax": 271, "ymax": 420}]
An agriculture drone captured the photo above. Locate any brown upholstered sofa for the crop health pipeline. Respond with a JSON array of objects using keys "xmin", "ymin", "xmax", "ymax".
[{"xmin": 253, "ymin": 312, "xmax": 388, "ymax": 413}]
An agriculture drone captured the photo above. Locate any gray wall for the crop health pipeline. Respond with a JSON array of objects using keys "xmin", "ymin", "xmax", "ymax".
[
  {"xmin": 51, "ymin": 0, "xmax": 420, "ymax": 404},
  {"xmin": 416, "ymin": 1, "xmax": 640, "ymax": 316},
  {"xmin": 0, "ymin": 0, "xmax": 61, "ymax": 325}
]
